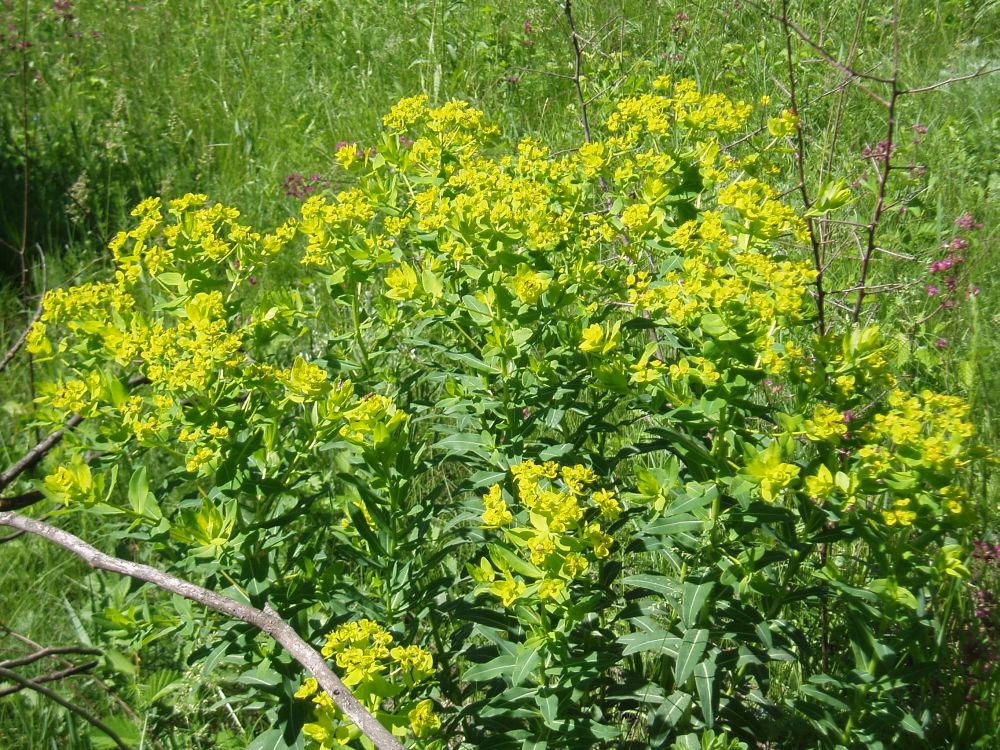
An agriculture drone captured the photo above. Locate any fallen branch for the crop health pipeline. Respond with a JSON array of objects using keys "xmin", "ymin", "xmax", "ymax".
[
  {"xmin": 0, "ymin": 305, "xmax": 42, "ymax": 376},
  {"xmin": 0, "ymin": 665, "xmax": 131, "ymax": 750},
  {"xmin": 0, "ymin": 510, "xmax": 405, "ymax": 750},
  {"xmin": 0, "ymin": 416, "xmax": 83, "ymax": 494},
  {"xmin": 0, "ymin": 645, "xmax": 101, "ymax": 670},
  {"xmin": 0, "ymin": 660, "xmax": 98, "ymax": 698},
  {"xmin": 0, "ymin": 375, "xmax": 150, "ymax": 510}
]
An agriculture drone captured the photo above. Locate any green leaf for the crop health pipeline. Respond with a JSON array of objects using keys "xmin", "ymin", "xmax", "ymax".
[
  {"xmin": 512, "ymin": 643, "xmax": 542, "ymax": 686},
  {"xmin": 535, "ymin": 690, "xmax": 560, "ymax": 728},
  {"xmin": 700, "ymin": 313, "xmax": 730, "ymax": 337},
  {"xmin": 900, "ymin": 712, "xmax": 926, "ymax": 738},
  {"xmin": 421, "ymin": 267, "xmax": 444, "ymax": 299},
  {"xmin": 246, "ymin": 728, "xmax": 304, "ymax": 750},
  {"xmin": 799, "ymin": 683, "xmax": 850, "ymax": 712},
  {"xmin": 693, "ymin": 655, "xmax": 716, "ymax": 727},
  {"xmin": 538, "ymin": 443, "xmax": 574, "ymax": 460},
  {"xmin": 461, "ymin": 294, "xmax": 493, "ymax": 325},
  {"xmin": 464, "ymin": 653, "xmax": 517, "ymax": 682},
  {"xmin": 674, "ymin": 628, "xmax": 708, "ymax": 686},
  {"xmin": 659, "ymin": 690, "xmax": 692, "ymax": 728},
  {"xmin": 434, "ymin": 432, "xmax": 491, "ymax": 458},
  {"xmin": 645, "ymin": 513, "xmax": 703, "ymax": 537},
  {"xmin": 489, "ymin": 543, "xmax": 544, "ymax": 579},
  {"xmin": 619, "ymin": 631, "xmax": 681, "ymax": 657},
  {"xmin": 680, "ymin": 582, "xmax": 714, "ymax": 629},
  {"xmin": 623, "ymin": 574, "xmax": 681, "ymax": 597}
]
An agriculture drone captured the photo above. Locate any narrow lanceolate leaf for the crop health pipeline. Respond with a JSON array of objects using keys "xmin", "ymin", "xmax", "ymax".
[
  {"xmin": 645, "ymin": 513, "xmax": 703, "ymax": 537},
  {"xmin": 618, "ymin": 631, "xmax": 681, "ymax": 657},
  {"xmin": 623, "ymin": 574, "xmax": 681, "ymax": 598},
  {"xmin": 674, "ymin": 628, "xmax": 708, "ymax": 686},
  {"xmin": 693, "ymin": 655, "xmax": 717, "ymax": 727},
  {"xmin": 536, "ymin": 691, "xmax": 560, "ymax": 728},
  {"xmin": 511, "ymin": 644, "xmax": 542, "ymax": 686},
  {"xmin": 680, "ymin": 582, "xmax": 714, "ymax": 629},
  {"xmin": 660, "ymin": 690, "xmax": 692, "ymax": 728},
  {"xmin": 433, "ymin": 432, "xmax": 490, "ymax": 458},
  {"xmin": 463, "ymin": 652, "xmax": 517, "ymax": 682}
]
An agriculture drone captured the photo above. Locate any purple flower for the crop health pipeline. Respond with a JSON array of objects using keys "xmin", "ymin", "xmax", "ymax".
[
  {"xmin": 912, "ymin": 123, "xmax": 928, "ymax": 135},
  {"xmin": 935, "ymin": 337, "xmax": 948, "ymax": 350},
  {"xmin": 929, "ymin": 258, "xmax": 954, "ymax": 273},
  {"xmin": 926, "ymin": 284, "xmax": 939, "ymax": 296},
  {"xmin": 955, "ymin": 213, "xmax": 983, "ymax": 231}
]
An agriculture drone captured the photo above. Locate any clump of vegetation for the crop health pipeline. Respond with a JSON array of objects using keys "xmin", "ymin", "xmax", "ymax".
[{"xmin": 1, "ymin": 2, "xmax": 997, "ymax": 749}]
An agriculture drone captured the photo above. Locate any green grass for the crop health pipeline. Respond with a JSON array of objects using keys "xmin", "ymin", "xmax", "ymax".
[{"xmin": 1, "ymin": 0, "xmax": 998, "ymax": 746}]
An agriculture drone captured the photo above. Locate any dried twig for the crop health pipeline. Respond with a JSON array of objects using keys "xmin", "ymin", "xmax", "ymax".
[
  {"xmin": 0, "ymin": 306, "xmax": 41, "ymax": 376},
  {"xmin": 0, "ymin": 375, "xmax": 150, "ymax": 511},
  {"xmin": 0, "ymin": 511, "xmax": 406, "ymax": 750},
  {"xmin": 900, "ymin": 64, "xmax": 1000, "ymax": 95},
  {"xmin": 0, "ymin": 660, "xmax": 98, "ymax": 698},
  {"xmin": 0, "ymin": 416, "xmax": 83, "ymax": 495},
  {"xmin": 563, "ymin": 0, "xmax": 593, "ymax": 144},
  {"xmin": 780, "ymin": 0, "xmax": 827, "ymax": 334},
  {"xmin": 1, "ymin": 625, "xmax": 158, "ymax": 747},
  {"xmin": 852, "ymin": 0, "xmax": 901, "ymax": 323},
  {"xmin": 0, "ymin": 645, "xmax": 101, "ymax": 670},
  {"xmin": 0, "ymin": 665, "xmax": 131, "ymax": 750}
]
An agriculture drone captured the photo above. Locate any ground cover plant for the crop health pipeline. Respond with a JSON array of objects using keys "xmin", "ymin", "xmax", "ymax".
[{"xmin": 1, "ymin": 1, "xmax": 998, "ymax": 749}]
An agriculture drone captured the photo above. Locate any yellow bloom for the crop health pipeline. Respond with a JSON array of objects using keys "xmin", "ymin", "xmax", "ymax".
[
  {"xmin": 511, "ymin": 266, "xmax": 552, "ymax": 304},
  {"xmin": 408, "ymin": 699, "xmax": 440, "ymax": 739},
  {"xmin": 579, "ymin": 321, "xmax": 620, "ymax": 355}
]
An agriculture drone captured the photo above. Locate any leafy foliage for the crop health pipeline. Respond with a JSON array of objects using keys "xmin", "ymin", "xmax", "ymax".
[{"xmin": 12, "ymin": 80, "xmax": 991, "ymax": 749}]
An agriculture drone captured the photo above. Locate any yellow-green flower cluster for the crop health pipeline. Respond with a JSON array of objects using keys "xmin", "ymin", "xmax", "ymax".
[
  {"xmin": 857, "ymin": 389, "xmax": 978, "ymax": 526},
  {"xmin": 42, "ymin": 460, "xmax": 94, "ymax": 505},
  {"xmin": 744, "ymin": 443, "xmax": 801, "ymax": 503},
  {"xmin": 475, "ymin": 461, "xmax": 621, "ymax": 609},
  {"xmin": 295, "ymin": 619, "xmax": 437, "ymax": 749}
]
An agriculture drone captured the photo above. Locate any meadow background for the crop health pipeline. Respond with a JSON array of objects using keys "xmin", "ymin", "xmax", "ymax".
[{"xmin": 0, "ymin": 0, "xmax": 997, "ymax": 748}]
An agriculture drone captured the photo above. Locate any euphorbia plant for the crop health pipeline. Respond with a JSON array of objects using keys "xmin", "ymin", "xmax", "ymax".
[{"xmin": 2, "ymin": 78, "xmax": 986, "ymax": 749}]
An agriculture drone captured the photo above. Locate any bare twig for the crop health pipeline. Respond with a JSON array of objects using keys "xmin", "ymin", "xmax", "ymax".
[
  {"xmin": 0, "ymin": 416, "xmax": 83, "ymax": 494},
  {"xmin": 744, "ymin": 0, "xmax": 894, "ymax": 87},
  {"xmin": 0, "ymin": 665, "xmax": 131, "ymax": 750},
  {"xmin": 1, "ymin": 625, "xmax": 157, "ymax": 746},
  {"xmin": 563, "ymin": 0, "xmax": 593, "ymax": 144},
  {"xmin": 0, "ymin": 511, "xmax": 405, "ymax": 750},
  {"xmin": 0, "ymin": 660, "xmax": 98, "ymax": 698},
  {"xmin": 0, "ymin": 306, "xmax": 42, "ymax": 376},
  {"xmin": 0, "ymin": 529, "xmax": 26, "ymax": 543},
  {"xmin": 852, "ymin": 0, "xmax": 901, "ymax": 323},
  {"xmin": 780, "ymin": 0, "xmax": 827, "ymax": 334},
  {"xmin": 900, "ymin": 64, "xmax": 1000, "ymax": 95},
  {"xmin": 0, "ymin": 375, "xmax": 150, "ymax": 508},
  {"xmin": 0, "ymin": 645, "xmax": 101, "ymax": 670}
]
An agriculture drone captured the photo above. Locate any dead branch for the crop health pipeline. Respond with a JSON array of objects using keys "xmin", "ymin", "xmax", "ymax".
[
  {"xmin": 0, "ymin": 645, "xmax": 101, "ymax": 670},
  {"xmin": 900, "ymin": 64, "xmax": 1000, "ymax": 95},
  {"xmin": 0, "ymin": 306, "xmax": 42, "ymax": 376},
  {"xmin": 0, "ymin": 665, "xmax": 131, "ymax": 750},
  {"xmin": 563, "ymin": 0, "xmax": 593, "ymax": 143},
  {"xmin": 0, "ymin": 510, "xmax": 405, "ymax": 750},
  {"xmin": 0, "ymin": 660, "xmax": 98, "ymax": 698}
]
